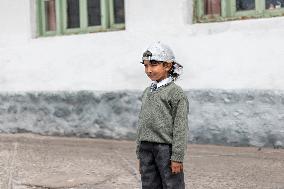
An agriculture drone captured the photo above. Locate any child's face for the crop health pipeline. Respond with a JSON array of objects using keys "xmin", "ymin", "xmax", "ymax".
[{"xmin": 143, "ymin": 60, "xmax": 172, "ymax": 82}]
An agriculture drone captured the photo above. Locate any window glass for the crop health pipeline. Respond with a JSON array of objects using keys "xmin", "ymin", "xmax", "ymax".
[
  {"xmin": 266, "ymin": 0, "xmax": 284, "ymax": 9},
  {"xmin": 37, "ymin": 0, "xmax": 125, "ymax": 36},
  {"xmin": 44, "ymin": 0, "xmax": 56, "ymax": 31},
  {"xmin": 113, "ymin": 0, "xmax": 125, "ymax": 23},
  {"xmin": 204, "ymin": 0, "xmax": 221, "ymax": 15},
  {"xmin": 67, "ymin": 0, "xmax": 80, "ymax": 28},
  {"xmin": 236, "ymin": 0, "xmax": 255, "ymax": 11},
  {"xmin": 195, "ymin": 0, "xmax": 284, "ymax": 23},
  {"xmin": 87, "ymin": 0, "xmax": 101, "ymax": 26}
]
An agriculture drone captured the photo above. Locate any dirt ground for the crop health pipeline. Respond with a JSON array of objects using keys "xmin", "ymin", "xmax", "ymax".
[{"xmin": 0, "ymin": 134, "xmax": 284, "ymax": 189}]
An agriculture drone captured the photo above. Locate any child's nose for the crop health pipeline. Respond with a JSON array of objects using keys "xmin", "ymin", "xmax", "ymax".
[{"xmin": 146, "ymin": 67, "xmax": 152, "ymax": 73}]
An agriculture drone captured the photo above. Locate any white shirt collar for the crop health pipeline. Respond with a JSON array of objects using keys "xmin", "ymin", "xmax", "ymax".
[{"xmin": 152, "ymin": 76, "xmax": 173, "ymax": 89}]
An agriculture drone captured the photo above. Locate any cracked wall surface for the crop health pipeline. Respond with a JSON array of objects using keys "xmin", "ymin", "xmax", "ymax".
[{"xmin": 0, "ymin": 90, "xmax": 283, "ymax": 148}]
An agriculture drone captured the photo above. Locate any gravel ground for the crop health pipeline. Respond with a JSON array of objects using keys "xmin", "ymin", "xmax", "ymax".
[{"xmin": 0, "ymin": 134, "xmax": 284, "ymax": 189}]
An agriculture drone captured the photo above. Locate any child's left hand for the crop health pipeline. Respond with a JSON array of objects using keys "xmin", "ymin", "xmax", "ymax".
[{"xmin": 171, "ymin": 161, "xmax": 183, "ymax": 174}]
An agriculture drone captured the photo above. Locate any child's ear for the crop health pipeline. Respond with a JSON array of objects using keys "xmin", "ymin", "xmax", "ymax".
[{"xmin": 164, "ymin": 62, "xmax": 173, "ymax": 71}]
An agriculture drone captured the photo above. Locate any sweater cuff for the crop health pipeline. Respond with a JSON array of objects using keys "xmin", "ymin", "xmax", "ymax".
[
  {"xmin": 170, "ymin": 153, "xmax": 184, "ymax": 162},
  {"xmin": 136, "ymin": 143, "xmax": 140, "ymax": 159}
]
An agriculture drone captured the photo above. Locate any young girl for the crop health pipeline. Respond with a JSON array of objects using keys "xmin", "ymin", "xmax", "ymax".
[{"xmin": 136, "ymin": 42, "xmax": 189, "ymax": 189}]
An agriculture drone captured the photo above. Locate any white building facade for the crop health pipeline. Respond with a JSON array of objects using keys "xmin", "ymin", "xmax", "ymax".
[{"xmin": 0, "ymin": 0, "xmax": 284, "ymax": 147}]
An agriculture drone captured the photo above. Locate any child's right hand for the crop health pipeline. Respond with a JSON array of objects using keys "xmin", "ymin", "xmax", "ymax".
[{"xmin": 171, "ymin": 161, "xmax": 183, "ymax": 174}]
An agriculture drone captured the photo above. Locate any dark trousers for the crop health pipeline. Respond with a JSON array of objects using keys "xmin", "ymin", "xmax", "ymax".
[{"xmin": 139, "ymin": 141, "xmax": 185, "ymax": 189}]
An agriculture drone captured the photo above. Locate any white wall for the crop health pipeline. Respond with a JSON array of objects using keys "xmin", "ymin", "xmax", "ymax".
[
  {"xmin": 0, "ymin": 0, "xmax": 284, "ymax": 92},
  {"xmin": 0, "ymin": 0, "xmax": 32, "ymax": 45}
]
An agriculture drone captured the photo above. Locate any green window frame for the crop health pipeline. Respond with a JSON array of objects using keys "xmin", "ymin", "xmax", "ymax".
[
  {"xmin": 36, "ymin": 0, "xmax": 125, "ymax": 37},
  {"xmin": 194, "ymin": 0, "xmax": 284, "ymax": 23}
]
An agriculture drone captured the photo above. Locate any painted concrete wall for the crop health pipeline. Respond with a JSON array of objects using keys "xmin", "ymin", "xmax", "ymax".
[
  {"xmin": 0, "ymin": 90, "xmax": 283, "ymax": 148},
  {"xmin": 0, "ymin": 0, "xmax": 284, "ymax": 91},
  {"xmin": 0, "ymin": 0, "xmax": 32, "ymax": 45},
  {"xmin": 0, "ymin": 0, "xmax": 284, "ymax": 147}
]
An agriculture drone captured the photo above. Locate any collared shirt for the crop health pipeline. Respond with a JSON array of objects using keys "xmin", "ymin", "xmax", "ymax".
[{"xmin": 151, "ymin": 77, "xmax": 173, "ymax": 92}]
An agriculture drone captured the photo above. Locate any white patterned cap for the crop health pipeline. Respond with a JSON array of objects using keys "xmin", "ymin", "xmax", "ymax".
[
  {"xmin": 142, "ymin": 42, "xmax": 183, "ymax": 76},
  {"xmin": 142, "ymin": 41, "xmax": 178, "ymax": 64}
]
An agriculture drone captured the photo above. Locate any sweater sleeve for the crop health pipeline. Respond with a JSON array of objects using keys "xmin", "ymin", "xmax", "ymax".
[
  {"xmin": 170, "ymin": 91, "xmax": 189, "ymax": 162},
  {"xmin": 136, "ymin": 131, "xmax": 141, "ymax": 159},
  {"xmin": 136, "ymin": 88, "xmax": 148, "ymax": 159}
]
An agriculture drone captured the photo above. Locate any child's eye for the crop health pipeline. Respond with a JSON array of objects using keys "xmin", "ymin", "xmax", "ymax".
[{"xmin": 150, "ymin": 60, "xmax": 162, "ymax": 66}]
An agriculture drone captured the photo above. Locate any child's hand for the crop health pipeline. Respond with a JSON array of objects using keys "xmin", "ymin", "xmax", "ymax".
[{"xmin": 171, "ymin": 161, "xmax": 183, "ymax": 174}]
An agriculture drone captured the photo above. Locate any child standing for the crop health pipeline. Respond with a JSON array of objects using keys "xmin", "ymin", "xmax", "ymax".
[{"xmin": 136, "ymin": 42, "xmax": 189, "ymax": 189}]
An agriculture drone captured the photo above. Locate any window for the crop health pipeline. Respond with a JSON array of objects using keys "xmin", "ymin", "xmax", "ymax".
[
  {"xmin": 36, "ymin": 0, "xmax": 125, "ymax": 37},
  {"xmin": 194, "ymin": 0, "xmax": 284, "ymax": 23}
]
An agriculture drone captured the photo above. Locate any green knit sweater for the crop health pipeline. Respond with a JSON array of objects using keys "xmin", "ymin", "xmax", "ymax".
[{"xmin": 136, "ymin": 82, "xmax": 189, "ymax": 162}]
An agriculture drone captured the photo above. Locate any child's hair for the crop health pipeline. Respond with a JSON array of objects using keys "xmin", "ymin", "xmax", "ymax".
[
  {"xmin": 141, "ymin": 42, "xmax": 183, "ymax": 81},
  {"xmin": 167, "ymin": 62, "xmax": 183, "ymax": 81}
]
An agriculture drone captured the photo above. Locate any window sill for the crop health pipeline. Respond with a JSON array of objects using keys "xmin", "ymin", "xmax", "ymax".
[
  {"xmin": 195, "ymin": 12, "xmax": 284, "ymax": 24},
  {"xmin": 190, "ymin": 16, "xmax": 284, "ymax": 35},
  {"xmin": 37, "ymin": 27, "xmax": 125, "ymax": 38}
]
